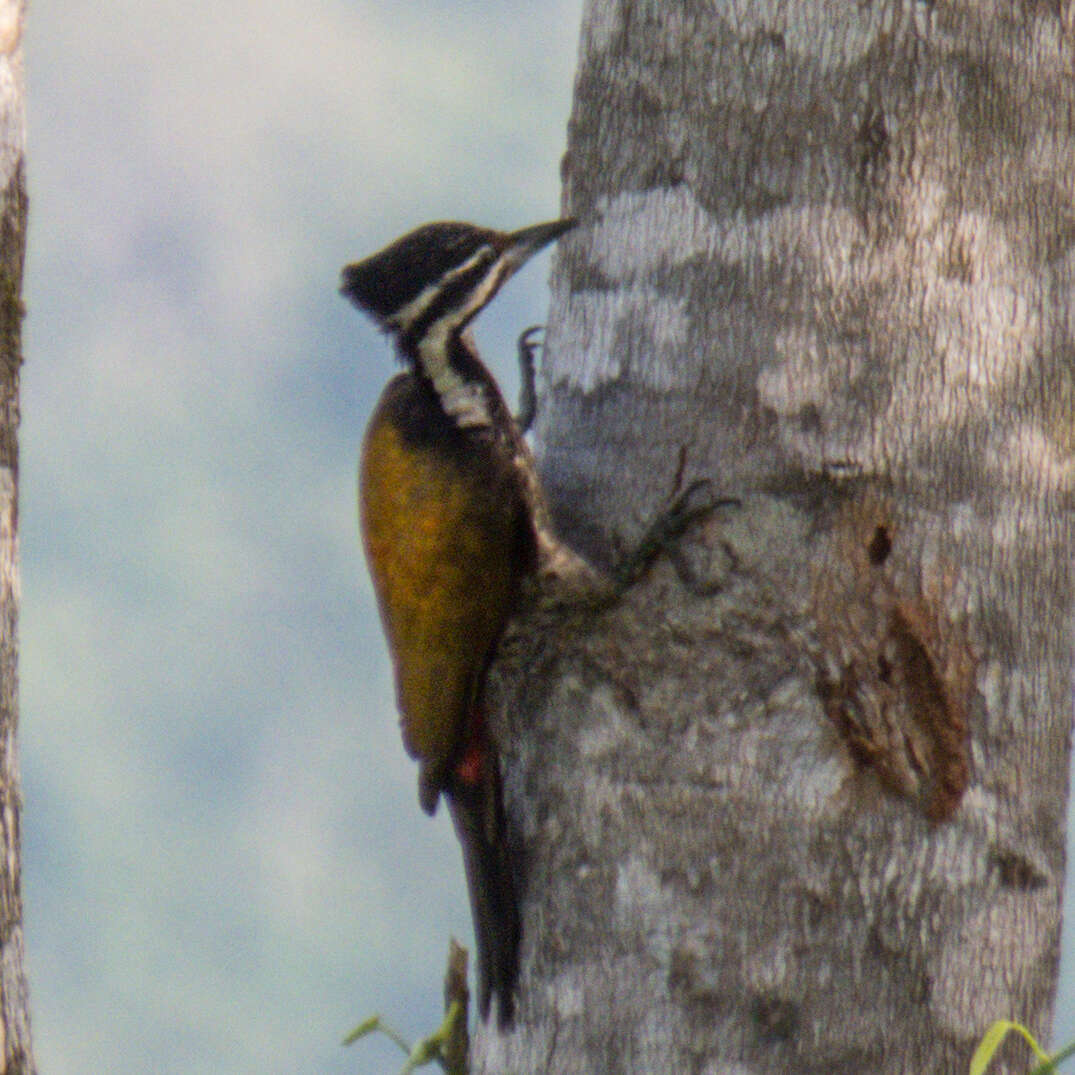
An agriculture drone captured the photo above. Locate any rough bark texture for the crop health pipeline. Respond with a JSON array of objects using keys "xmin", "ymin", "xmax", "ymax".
[
  {"xmin": 474, "ymin": 2, "xmax": 1075, "ymax": 1073},
  {"xmin": 0, "ymin": 2, "xmax": 31, "ymax": 1072}
]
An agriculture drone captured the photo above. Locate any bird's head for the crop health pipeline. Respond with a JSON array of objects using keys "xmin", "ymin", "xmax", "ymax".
[{"xmin": 340, "ymin": 218, "xmax": 576, "ymax": 356}]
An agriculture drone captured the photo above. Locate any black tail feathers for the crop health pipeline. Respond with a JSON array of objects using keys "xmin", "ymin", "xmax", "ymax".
[{"xmin": 446, "ymin": 761, "xmax": 520, "ymax": 1028}]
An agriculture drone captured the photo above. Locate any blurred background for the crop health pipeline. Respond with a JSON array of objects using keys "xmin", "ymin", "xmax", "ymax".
[{"xmin": 19, "ymin": 2, "xmax": 1075, "ymax": 1071}]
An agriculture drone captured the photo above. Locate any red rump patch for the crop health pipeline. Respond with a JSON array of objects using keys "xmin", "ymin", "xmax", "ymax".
[
  {"xmin": 455, "ymin": 741, "xmax": 486, "ymax": 787},
  {"xmin": 454, "ymin": 705, "xmax": 490, "ymax": 787}
]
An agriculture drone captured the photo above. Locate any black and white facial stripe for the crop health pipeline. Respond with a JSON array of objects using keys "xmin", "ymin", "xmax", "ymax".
[{"xmin": 341, "ymin": 218, "xmax": 576, "ymax": 430}]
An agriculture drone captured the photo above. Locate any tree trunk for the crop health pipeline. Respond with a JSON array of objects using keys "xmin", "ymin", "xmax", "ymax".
[
  {"xmin": 475, "ymin": 1, "xmax": 1075, "ymax": 1072},
  {"xmin": 0, "ymin": 2, "xmax": 32, "ymax": 1071}
]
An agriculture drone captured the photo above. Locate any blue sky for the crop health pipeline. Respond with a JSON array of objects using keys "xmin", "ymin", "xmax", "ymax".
[
  {"xmin": 19, "ymin": 2, "xmax": 1075, "ymax": 1071},
  {"xmin": 22, "ymin": 2, "xmax": 582, "ymax": 1071}
]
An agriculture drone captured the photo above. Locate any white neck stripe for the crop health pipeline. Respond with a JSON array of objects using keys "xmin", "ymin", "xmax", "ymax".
[
  {"xmin": 387, "ymin": 245, "xmax": 494, "ymax": 335},
  {"xmin": 401, "ymin": 245, "xmax": 514, "ymax": 430},
  {"xmin": 417, "ymin": 325, "xmax": 492, "ymax": 429}
]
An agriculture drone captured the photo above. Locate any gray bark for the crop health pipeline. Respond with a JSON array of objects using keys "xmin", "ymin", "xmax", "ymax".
[
  {"xmin": 0, "ymin": 2, "xmax": 32, "ymax": 1071},
  {"xmin": 475, "ymin": 1, "xmax": 1075, "ymax": 1073}
]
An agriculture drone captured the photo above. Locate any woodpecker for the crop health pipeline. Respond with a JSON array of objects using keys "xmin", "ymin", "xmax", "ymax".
[{"xmin": 341, "ymin": 218, "xmax": 578, "ymax": 1026}]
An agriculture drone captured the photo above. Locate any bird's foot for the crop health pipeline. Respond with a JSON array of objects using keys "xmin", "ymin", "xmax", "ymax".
[
  {"xmin": 514, "ymin": 325, "xmax": 542, "ymax": 433},
  {"xmin": 613, "ymin": 479, "xmax": 739, "ymax": 596}
]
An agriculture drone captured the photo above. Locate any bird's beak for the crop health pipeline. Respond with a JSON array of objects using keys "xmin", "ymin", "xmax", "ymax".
[{"xmin": 500, "ymin": 218, "xmax": 577, "ymax": 273}]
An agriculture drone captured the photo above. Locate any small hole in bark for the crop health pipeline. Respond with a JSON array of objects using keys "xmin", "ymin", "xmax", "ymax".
[
  {"xmin": 990, "ymin": 849, "xmax": 1049, "ymax": 892},
  {"xmin": 752, "ymin": 995, "xmax": 799, "ymax": 1042},
  {"xmin": 867, "ymin": 525, "xmax": 892, "ymax": 565}
]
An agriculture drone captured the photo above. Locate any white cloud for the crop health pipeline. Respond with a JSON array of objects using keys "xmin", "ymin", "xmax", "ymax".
[{"xmin": 22, "ymin": 0, "xmax": 584, "ymax": 1070}]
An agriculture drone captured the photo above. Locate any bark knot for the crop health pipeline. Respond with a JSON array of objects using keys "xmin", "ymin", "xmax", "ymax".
[{"xmin": 812, "ymin": 501, "xmax": 973, "ymax": 821}]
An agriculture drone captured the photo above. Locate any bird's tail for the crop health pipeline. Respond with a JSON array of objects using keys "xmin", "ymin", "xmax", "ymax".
[{"xmin": 446, "ymin": 735, "xmax": 520, "ymax": 1028}]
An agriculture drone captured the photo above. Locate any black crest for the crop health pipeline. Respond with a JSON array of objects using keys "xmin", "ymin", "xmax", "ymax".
[{"xmin": 340, "ymin": 222, "xmax": 500, "ymax": 325}]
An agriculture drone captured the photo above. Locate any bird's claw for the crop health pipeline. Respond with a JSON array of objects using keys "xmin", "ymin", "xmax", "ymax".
[
  {"xmin": 515, "ymin": 325, "xmax": 543, "ymax": 433},
  {"xmin": 614, "ymin": 479, "xmax": 740, "ymax": 593}
]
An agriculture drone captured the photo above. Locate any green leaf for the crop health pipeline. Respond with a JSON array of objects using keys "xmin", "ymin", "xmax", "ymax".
[
  {"xmin": 342, "ymin": 1015, "xmax": 384, "ymax": 1046},
  {"xmin": 1031, "ymin": 1040, "xmax": 1075, "ymax": 1075},
  {"xmin": 970, "ymin": 1020, "xmax": 1054, "ymax": 1075},
  {"xmin": 399, "ymin": 1000, "xmax": 466, "ymax": 1074},
  {"xmin": 342, "ymin": 1013, "xmax": 412, "ymax": 1057}
]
